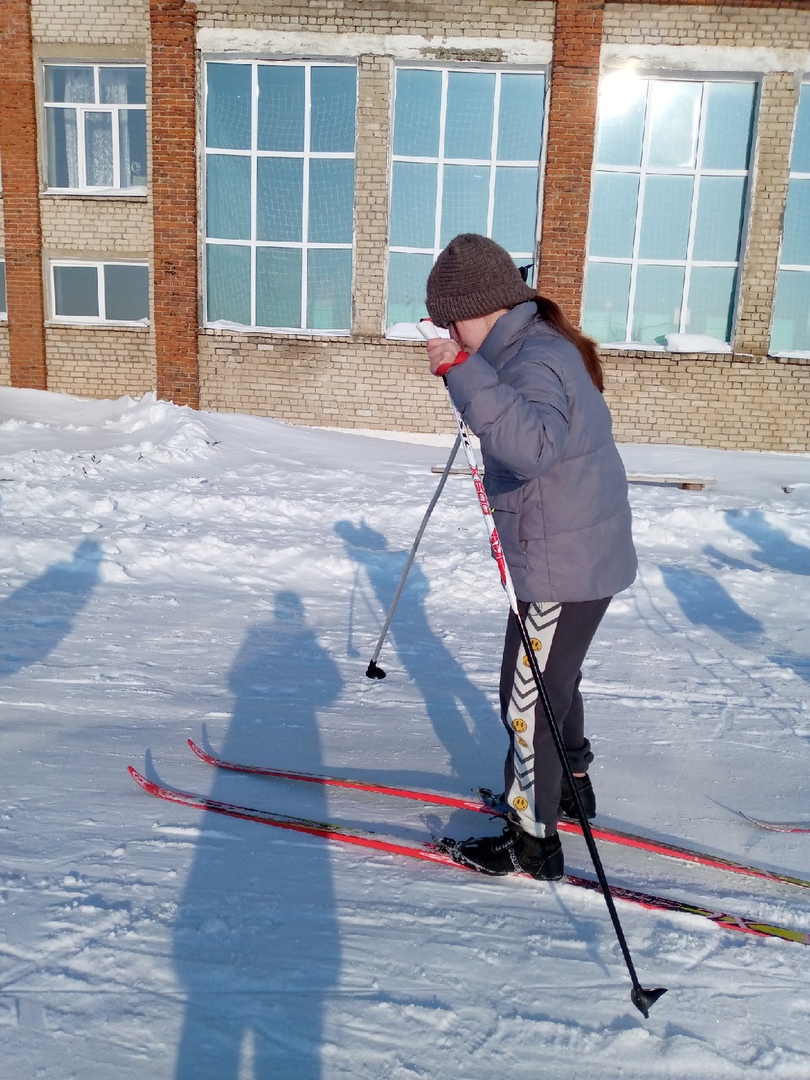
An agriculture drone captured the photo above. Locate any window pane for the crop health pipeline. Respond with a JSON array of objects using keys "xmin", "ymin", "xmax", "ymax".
[
  {"xmin": 308, "ymin": 159, "xmax": 354, "ymax": 244},
  {"xmin": 497, "ymin": 74, "xmax": 544, "ymax": 161},
  {"xmin": 104, "ymin": 264, "xmax": 148, "ymax": 321},
  {"xmin": 46, "ymin": 108, "xmax": 78, "ymax": 187},
  {"xmin": 781, "ymin": 178, "xmax": 810, "ymax": 265},
  {"xmin": 207, "ymin": 63, "xmax": 252, "ymax": 151},
  {"xmin": 445, "ymin": 72, "xmax": 495, "ymax": 159},
  {"xmin": 440, "ymin": 164, "xmax": 489, "ymax": 245},
  {"xmin": 638, "ymin": 174, "xmax": 693, "ymax": 260},
  {"xmin": 686, "ymin": 266, "xmax": 737, "ymax": 340},
  {"xmin": 0, "ymin": 262, "xmax": 6, "ymax": 315},
  {"xmin": 394, "ymin": 69, "xmax": 441, "ymax": 157},
  {"xmin": 258, "ymin": 65, "xmax": 304, "ymax": 152},
  {"xmin": 99, "ymin": 67, "xmax": 146, "ymax": 105},
  {"xmin": 702, "ymin": 82, "xmax": 756, "ymax": 170},
  {"xmin": 589, "ymin": 172, "xmax": 639, "ymax": 258},
  {"xmin": 119, "ymin": 109, "xmax": 147, "ymax": 186},
  {"xmin": 207, "ymin": 155, "xmax": 251, "ymax": 240},
  {"xmin": 257, "ymin": 157, "xmax": 303, "ymax": 242},
  {"xmin": 582, "ymin": 261, "xmax": 631, "ymax": 343},
  {"xmin": 792, "ymin": 84, "xmax": 810, "ymax": 174},
  {"xmin": 771, "ymin": 269, "xmax": 810, "ymax": 352},
  {"xmin": 85, "ymin": 111, "xmax": 114, "ymax": 186},
  {"xmin": 311, "ymin": 66, "xmax": 356, "ymax": 153},
  {"xmin": 307, "ymin": 248, "xmax": 352, "ymax": 329},
  {"xmin": 387, "ymin": 251, "xmax": 433, "ymax": 325},
  {"xmin": 256, "ymin": 247, "xmax": 302, "ymax": 328},
  {"xmin": 632, "ymin": 264, "xmax": 685, "ymax": 342},
  {"xmin": 492, "ymin": 167, "xmax": 538, "ymax": 252},
  {"xmin": 595, "ymin": 74, "xmax": 648, "ymax": 167},
  {"xmin": 693, "ymin": 176, "xmax": 746, "ymax": 261},
  {"xmin": 390, "ymin": 162, "xmax": 437, "ymax": 248},
  {"xmin": 647, "ymin": 81, "xmax": 701, "ymax": 169},
  {"xmin": 54, "ymin": 265, "xmax": 99, "ymax": 317},
  {"xmin": 207, "ymin": 244, "xmax": 251, "ymax": 325},
  {"xmin": 45, "ymin": 66, "xmax": 94, "ymax": 103}
]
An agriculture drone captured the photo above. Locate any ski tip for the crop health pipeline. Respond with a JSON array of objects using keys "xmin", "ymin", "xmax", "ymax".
[
  {"xmin": 366, "ymin": 660, "xmax": 387, "ymax": 679},
  {"xmin": 631, "ymin": 985, "xmax": 667, "ymax": 1019}
]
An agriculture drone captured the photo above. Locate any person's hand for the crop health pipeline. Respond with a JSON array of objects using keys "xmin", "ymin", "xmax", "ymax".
[{"xmin": 425, "ymin": 337, "xmax": 468, "ymax": 377}]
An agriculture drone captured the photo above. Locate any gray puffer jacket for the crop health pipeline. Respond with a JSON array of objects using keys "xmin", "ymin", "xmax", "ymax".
[{"xmin": 446, "ymin": 302, "xmax": 637, "ymax": 603}]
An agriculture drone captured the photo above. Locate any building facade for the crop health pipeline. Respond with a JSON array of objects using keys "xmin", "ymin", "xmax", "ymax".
[{"xmin": 0, "ymin": 0, "xmax": 809, "ymax": 451}]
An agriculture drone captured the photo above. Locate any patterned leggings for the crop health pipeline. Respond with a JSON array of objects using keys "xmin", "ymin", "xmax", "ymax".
[{"xmin": 500, "ymin": 597, "xmax": 611, "ymax": 837}]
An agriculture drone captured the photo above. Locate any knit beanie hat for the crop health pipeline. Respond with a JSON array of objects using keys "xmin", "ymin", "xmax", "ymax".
[{"xmin": 425, "ymin": 233, "xmax": 536, "ymax": 329}]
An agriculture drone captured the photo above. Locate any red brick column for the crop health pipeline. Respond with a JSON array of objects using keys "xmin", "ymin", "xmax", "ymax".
[
  {"xmin": 538, "ymin": 0, "xmax": 604, "ymax": 321},
  {"xmin": 0, "ymin": 0, "xmax": 47, "ymax": 390},
  {"xmin": 150, "ymin": 1, "xmax": 199, "ymax": 407}
]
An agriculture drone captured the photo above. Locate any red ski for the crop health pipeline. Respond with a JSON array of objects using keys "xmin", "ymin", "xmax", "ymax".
[
  {"xmin": 187, "ymin": 739, "xmax": 810, "ymax": 892},
  {"xmin": 129, "ymin": 765, "xmax": 810, "ymax": 948}
]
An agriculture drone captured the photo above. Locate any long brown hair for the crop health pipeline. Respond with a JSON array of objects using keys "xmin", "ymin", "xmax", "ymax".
[{"xmin": 534, "ymin": 295, "xmax": 604, "ymax": 394}]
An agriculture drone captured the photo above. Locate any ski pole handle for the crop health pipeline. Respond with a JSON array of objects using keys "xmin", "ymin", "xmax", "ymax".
[{"xmin": 417, "ymin": 320, "xmax": 518, "ymax": 609}]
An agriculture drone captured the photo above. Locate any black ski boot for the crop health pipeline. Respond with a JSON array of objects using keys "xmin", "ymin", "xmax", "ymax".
[
  {"xmin": 443, "ymin": 821, "xmax": 563, "ymax": 881},
  {"xmin": 559, "ymin": 773, "xmax": 596, "ymax": 820}
]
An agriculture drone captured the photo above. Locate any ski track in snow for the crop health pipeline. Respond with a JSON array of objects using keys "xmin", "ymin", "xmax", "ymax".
[{"xmin": 0, "ymin": 388, "xmax": 809, "ymax": 1079}]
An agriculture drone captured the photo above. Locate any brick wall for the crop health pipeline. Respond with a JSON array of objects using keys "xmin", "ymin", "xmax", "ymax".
[
  {"xmin": 538, "ymin": 0, "xmax": 603, "ymax": 314},
  {"xmin": 46, "ymin": 326, "xmax": 154, "ymax": 398},
  {"xmin": 150, "ymin": 0, "xmax": 199, "ymax": 407},
  {"xmin": 0, "ymin": 0, "xmax": 47, "ymax": 389},
  {"xmin": 3, "ymin": 0, "xmax": 810, "ymax": 452},
  {"xmin": 605, "ymin": 351, "xmax": 810, "ymax": 452}
]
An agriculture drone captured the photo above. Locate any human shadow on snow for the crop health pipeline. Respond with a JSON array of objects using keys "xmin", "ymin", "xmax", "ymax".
[
  {"xmin": 335, "ymin": 519, "xmax": 501, "ymax": 779},
  {"xmin": 724, "ymin": 508, "xmax": 810, "ymax": 576},
  {"xmin": 173, "ymin": 590, "xmax": 342, "ymax": 1080},
  {"xmin": 661, "ymin": 564, "xmax": 810, "ymax": 686},
  {"xmin": 0, "ymin": 538, "xmax": 102, "ymax": 675}
]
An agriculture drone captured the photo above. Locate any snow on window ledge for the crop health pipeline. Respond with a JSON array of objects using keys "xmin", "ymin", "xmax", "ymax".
[
  {"xmin": 385, "ymin": 322, "xmax": 450, "ymax": 341},
  {"xmin": 663, "ymin": 333, "xmax": 732, "ymax": 354}
]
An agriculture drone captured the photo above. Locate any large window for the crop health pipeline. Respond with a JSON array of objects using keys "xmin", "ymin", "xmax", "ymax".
[
  {"xmin": 204, "ymin": 60, "xmax": 357, "ymax": 333},
  {"xmin": 583, "ymin": 75, "xmax": 757, "ymax": 347},
  {"xmin": 771, "ymin": 83, "xmax": 810, "ymax": 355},
  {"xmin": 44, "ymin": 64, "xmax": 147, "ymax": 192},
  {"xmin": 50, "ymin": 261, "xmax": 149, "ymax": 323},
  {"xmin": 387, "ymin": 66, "xmax": 546, "ymax": 327}
]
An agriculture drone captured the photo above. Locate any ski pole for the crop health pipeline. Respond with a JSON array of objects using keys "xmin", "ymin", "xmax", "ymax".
[
  {"xmin": 366, "ymin": 432, "xmax": 462, "ymax": 679},
  {"xmin": 417, "ymin": 319, "xmax": 666, "ymax": 1018}
]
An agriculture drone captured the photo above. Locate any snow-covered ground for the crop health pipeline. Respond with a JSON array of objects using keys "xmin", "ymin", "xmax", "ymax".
[{"xmin": 1, "ymin": 385, "xmax": 808, "ymax": 1079}]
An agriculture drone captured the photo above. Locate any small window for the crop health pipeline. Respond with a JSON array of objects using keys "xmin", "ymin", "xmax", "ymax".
[
  {"xmin": 583, "ymin": 75, "xmax": 757, "ymax": 348},
  {"xmin": 50, "ymin": 261, "xmax": 149, "ymax": 323},
  {"xmin": 44, "ymin": 63, "xmax": 147, "ymax": 192},
  {"xmin": 0, "ymin": 259, "xmax": 6, "ymax": 318},
  {"xmin": 771, "ymin": 83, "xmax": 810, "ymax": 355}
]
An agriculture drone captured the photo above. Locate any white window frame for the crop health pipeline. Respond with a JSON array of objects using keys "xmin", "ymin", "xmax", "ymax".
[
  {"xmin": 771, "ymin": 81, "xmax": 810, "ymax": 357},
  {"xmin": 49, "ymin": 259, "xmax": 149, "ymax": 325},
  {"xmin": 202, "ymin": 58, "xmax": 357, "ymax": 334},
  {"xmin": 386, "ymin": 62, "xmax": 547, "ymax": 332},
  {"xmin": 43, "ymin": 62, "xmax": 147, "ymax": 194},
  {"xmin": 0, "ymin": 258, "xmax": 6, "ymax": 319},
  {"xmin": 585, "ymin": 73, "xmax": 758, "ymax": 349}
]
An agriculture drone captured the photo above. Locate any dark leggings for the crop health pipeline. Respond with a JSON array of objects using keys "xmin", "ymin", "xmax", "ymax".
[{"xmin": 499, "ymin": 597, "xmax": 611, "ymax": 837}]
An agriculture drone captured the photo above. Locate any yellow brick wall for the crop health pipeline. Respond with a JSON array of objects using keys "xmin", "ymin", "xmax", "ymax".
[
  {"xmin": 605, "ymin": 351, "xmax": 810, "ymax": 453},
  {"xmin": 46, "ymin": 327, "xmax": 155, "ymax": 398},
  {"xmin": 199, "ymin": 332, "xmax": 455, "ymax": 433},
  {"xmin": 193, "ymin": 0, "xmax": 556, "ymax": 37},
  {"xmin": 603, "ymin": 4, "xmax": 809, "ymax": 46},
  {"xmin": 31, "ymin": 0, "xmax": 148, "ymax": 43}
]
